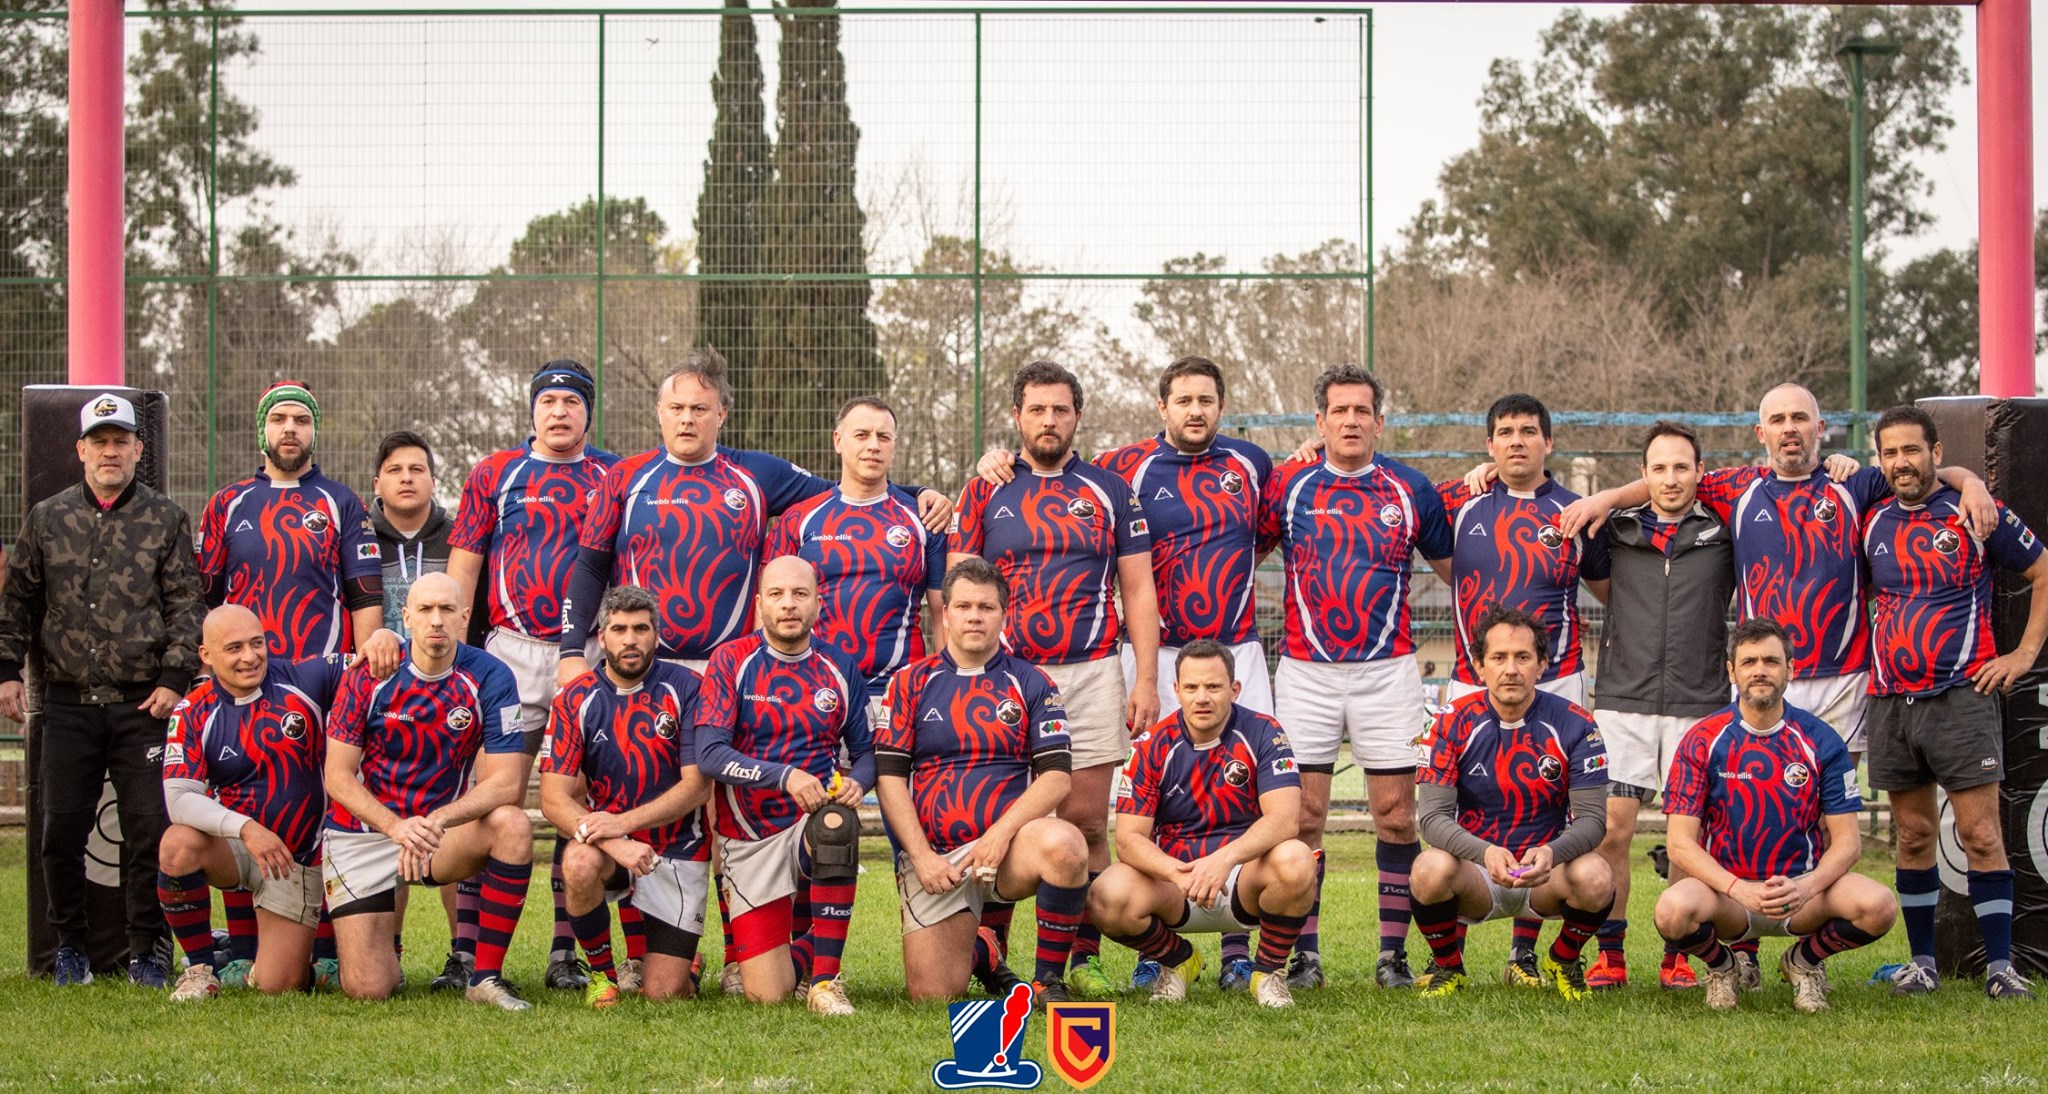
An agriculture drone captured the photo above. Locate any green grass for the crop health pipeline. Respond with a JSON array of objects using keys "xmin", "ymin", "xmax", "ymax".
[{"xmin": 0, "ymin": 829, "xmax": 2039, "ymax": 1092}]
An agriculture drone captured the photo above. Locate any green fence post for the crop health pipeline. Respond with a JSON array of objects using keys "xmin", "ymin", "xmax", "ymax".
[
  {"xmin": 206, "ymin": 13, "xmax": 220, "ymax": 493},
  {"xmin": 971, "ymin": 10, "xmax": 984, "ymax": 462},
  {"xmin": 594, "ymin": 12, "xmax": 607, "ymax": 448}
]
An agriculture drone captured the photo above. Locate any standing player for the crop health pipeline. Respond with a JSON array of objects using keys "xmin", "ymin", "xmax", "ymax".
[
  {"xmin": 1409, "ymin": 606, "xmax": 1612, "ymax": 1000},
  {"xmin": 321, "ymin": 573, "xmax": 532, "ymax": 1009},
  {"xmin": 1258, "ymin": 364, "xmax": 1454, "ymax": 989},
  {"xmin": 1656, "ymin": 618, "xmax": 1896, "ymax": 1012},
  {"xmin": 949, "ymin": 360, "xmax": 1163, "ymax": 998},
  {"xmin": 695, "ymin": 557, "xmax": 872, "ymax": 1016},
  {"xmin": 1584, "ymin": 422, "xmax": 1735, "ymax": 990},
  {"xmin": 876, "ymin": 558, "xmax": 1093, "ymax": 1006},
  {"xmin": 540, "ymin": 585, "xmax": 713, "ymax": 1007},
  {"xmin": 158, "ymin": 606, "xmax": 348, "ymax": 1000},
  {"xmin": 447, "ymin": 360, "xmax": 618, "ymax": 993},
  {"xmin": 1089, "ymin": 640, "xmax": 1314, "ymax": 1008},
  {"xmin": 1861, "ymin": 405, "xmax": 2048, "ymax": 999}
]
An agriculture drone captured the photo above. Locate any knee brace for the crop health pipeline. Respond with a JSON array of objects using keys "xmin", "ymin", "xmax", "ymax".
[{"xmin": 805, "ymin": 803, "xmax": 861, "ymax": 883}]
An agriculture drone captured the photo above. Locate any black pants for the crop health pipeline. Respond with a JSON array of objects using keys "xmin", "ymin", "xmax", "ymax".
[{"xmin": 39, "ymin": 700, "xmax": 169, "ymax": 955}]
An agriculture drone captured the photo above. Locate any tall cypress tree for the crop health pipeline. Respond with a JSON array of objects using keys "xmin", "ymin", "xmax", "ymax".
[
  {"xmin": 758, "ymin": 0, "xmax": 882, "ymax": 471},
  {"xmin": 694, "ymin": 0, "xmax": 771, "ymax": 443}
]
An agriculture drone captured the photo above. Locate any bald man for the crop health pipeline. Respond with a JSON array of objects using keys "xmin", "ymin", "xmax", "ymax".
[
  {"xmin": 321, "ymin": 573, "xmax": 532, "ymax": 1009},
  {"xmin": 695, "ymin": 555, "xmax": 874, "ymax": 1015},
  {"xmin": 158, "ymin": 605, "xmax": 354, "ymax": 1000}
]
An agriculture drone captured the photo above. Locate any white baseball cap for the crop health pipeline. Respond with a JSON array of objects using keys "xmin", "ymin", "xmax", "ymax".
[{"xmin": 79, "ymin": 392, "xmax": 139, "ymax": 438}]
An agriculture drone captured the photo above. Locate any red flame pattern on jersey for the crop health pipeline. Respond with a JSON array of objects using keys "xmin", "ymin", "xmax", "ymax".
[
  {"xmin": 1861, "ymin": 487, "xmax": 2042, "ymax": 695},
  {"xmin": 1662, "ymin": 705, "xmax": 1859, "ymax": 880},
  {"xmin": 198, "ymin": 467, "xmax": 381, "ymax": 658},
  {"xmin": 1436, "ymin": 478, "xmax": 1610, "ymax": 684},
  {"xmin": 1421, "ymin": 690, "xmax": 1607, "ymax": 856},
  {"xmin": 450, "ymin": 446, "xmax": 618, "ymax": 640},
  {"xmin": 541, "ymin": 661, "xmax": 708, "ymax": 860},
  {"xmin": 324, "ymin": 643, "xmax": 522, "ymax": 831},
  {"xmin": 1096, "ymin": 435, "xmax": 1271, "ymax": 647},
  {"xmin": 766, "ymin": 486, "xmax": 944, "ymax": 690},
  {"xmin": 1115, "ymin": 706, "xmax": 1299, "ymax": 861}
]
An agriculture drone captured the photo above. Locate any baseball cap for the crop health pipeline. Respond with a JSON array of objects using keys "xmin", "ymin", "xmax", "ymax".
[{"xmin": 79, "ymin": 392, "xmax": 138, "ymax": 438}]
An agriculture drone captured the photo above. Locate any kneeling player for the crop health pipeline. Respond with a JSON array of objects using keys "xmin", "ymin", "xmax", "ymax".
[
  {"xmin": 876, "ymin": 558, "xmax": 1092, "ymax": 1006},
  {"xmin": 1089, "ymin": 640, "xmax": 1313, "ymax": 1008},
  {"xmin": 1411, "ymin": 606, "xmax": 1612, "ymax": 1000},
  {"xmin": 159, "ymin": 606, "xmax": 350, "ymax": 999},
  {"xmin": 697, "ymin": 557, "xmax": 873, "ymax": 1016},
  {"xmin": 541, "ymin": 586, "xmax": 713, "ymax": 1007},
  {"xmin": 1655, "ymin": 618, "xmax": 1895, "ymax": 1013},
  {"xmin": 321, "ymin": 573, "xmax": 532, "ymax": 1009}
]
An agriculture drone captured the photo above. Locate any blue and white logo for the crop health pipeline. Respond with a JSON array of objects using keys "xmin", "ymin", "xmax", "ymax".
[{"xmin": 932, "ymin": 983, "xmax": 1041, "ymax": 1089}]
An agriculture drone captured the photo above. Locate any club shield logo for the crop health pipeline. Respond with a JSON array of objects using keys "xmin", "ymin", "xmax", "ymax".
[{"xmin": 1046, "ymin": 1002, "xmax": 1116, "ymax": 1090}]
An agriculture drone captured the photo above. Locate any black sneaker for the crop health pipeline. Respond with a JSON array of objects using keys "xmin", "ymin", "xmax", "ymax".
[
  {"xmin": 1288, "ymin": 950, "xmax": 1326, "ymax": 990},
  {"xmin": 430, "ymin": 950, "xmax": 473, "ymax": 993},
  {"xmin": 1029, "ymin": 978, "xmax": 1071, "ymax": 1010},
  {"xmin": 976, "ymin": 960, "xmax": 1025, "ymax": 998},
  {"xmin": 544, "ymin": 952, "xmax": 590, "ymax": 991},
  {"xmin": 127, "ymin": 953, "xmax": 170, "ymax": 989},
  {"xmin": 1373, "ymin": 950, "xmax": 1413, "ymax": 990},
  {"xmin": 1987, "ymin": 967, "xmax": 2038, "ymax": 1001}
]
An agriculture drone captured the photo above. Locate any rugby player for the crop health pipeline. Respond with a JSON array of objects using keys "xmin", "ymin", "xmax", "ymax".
[
  {"xmin": 1656, "ymin": 618, "xmax": 1894, "ymax": 1012},
  {"xmin": 1410, "ymin": 606, "xmax": 1612, "ymax": 1000},
  {"xmin": 1089, "ymin": 640, "xmax": 1312, "ymax": 1008}
]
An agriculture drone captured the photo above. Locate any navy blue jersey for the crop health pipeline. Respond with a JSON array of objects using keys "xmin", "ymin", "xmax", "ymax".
[
  {"xmin": 1115, "ymin": 706, "xmax": 1299, "ymax": 861},
  {"xmin": 325, "ymin": 643, "xmax": 522, "ymax": 830},
  {"xmin": 541, "ymin": 661, "xmax": 708, "ymax": 861},
  {"xmin": 1420, "ymin": 689, "xmax": 1608, "ymax": 855},
  {"xmin": 696, "ymin": 633, "xmax": 873, "ymax": 840},
  {"xmin": 1663, "ymin": 704, "xmax": 1859, "ymax": 880}
]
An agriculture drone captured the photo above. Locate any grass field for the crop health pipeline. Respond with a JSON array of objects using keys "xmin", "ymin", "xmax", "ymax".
[{"xmin": 0, "ymin": 828, "xmax": 2038, "ymax": 1093}]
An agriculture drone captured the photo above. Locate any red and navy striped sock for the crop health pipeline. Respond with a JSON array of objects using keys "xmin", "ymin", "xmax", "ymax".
[
  {"xmin": 453, "ymin": 878, "xmax": 482, "ymax": 959},
  {"xmin": 1253, "ymin": 912, "xmax": 1308, "ymax": 974},
  {"xmin": 1298, "ymin": 849, "xmax": 1325, "ymax": 954},
  {"xmin": 1671, "ymin": 923, "xmax": 1732, "ymax": 971},
  {"xmin": 1728, "ymin": 937, "xmax": 1760, "ymax": 962},
  {"xmin": 804, "ymin": 878, "xmax": 856, "ymax": 984},
  {"xmin": 1108, "ymin": 917, "xmax": 1194, "ymax": 968},
  {"xmin": 1031, "ymin": 880, "xmax": 1089, "ymax": 984},
  {"xmin": 1221, "ymin": 931, "xmax": 1252, "ymax": 964},
  {"xmin": 1549, "ymin": 898, "xmax": 1612, "ymax": 964},
  {"xmin": 1510, "ymin": 917, "xmax": 1543, "ymax": 957},
  {"xmin": 570, "ymin": 906, "xmax": 618, "ymax": 983},
  {"xmin": 1067, "ymin": 871, "xmax": 1103, "ymax": 969},
  {"xmin": 313, "ymin": 904, "xmax": 337, "ymax": 962},
  {"xmin": 1377, "ymin": 838, "xmax": 1419, "ymax": 954},
  {"xmin": 1413, "ymin": 896, "xmax": 1467, "ymax": 973},
  {"xmin": 716, "ymin": 875, "xmax": 736, "ymax": 965},
  {"xmin": 980, "ymin": 901, "xmax": 1016, "ymax": 953},
  {"xmin": 470, "ymin": 858, "xmax": 532, "ymax": 984},
  {"xmin": 549, "ymin": 838, "xmax": 575, "ymax": 955},
  {"xmin": 789, "ymin": 882, "xmax": 816, "ymax": 984},
  {"xmin": 1793, "ymin": 917, "xmax": 1881, "ymax": 968},
  {"xmin": 1596, "ymin": 918, "xmax": 1627, "ymax": 956},
  {"xmin": 223, "ymin": 887, "xmax": 257, "ymax": 962},
  {"xmin": 619, "ymin": 897, "xmax": 648, "ymax": 961},
  {"xmin": 158, "ymin": 871, "xmax": 217, "ymax": 967}
]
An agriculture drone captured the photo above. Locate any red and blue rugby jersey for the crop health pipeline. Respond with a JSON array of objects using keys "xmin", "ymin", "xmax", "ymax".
[
  {"xmin": 695, "ymin": 633, "xmax": 872, "ymax": 840},
  {"xmin": 540, "ymin": 660, "xmax": 708, "ymax": 861},
  {"xmin": 1420, "ymin": 689, "xmax": 1608, "ymax": 856},
  {"xmin": 1096, "ymin": 434, "xmax": 1271, "ymax": 647},
  {"xmin": 162, "ymin": 655, "xmax": 350, "ymax": 865},
  {"xmin": 876, "ymin": 650, "xmax": 1070, "ymax": 853},
  {"xmin": 1697, "ymin": 465, "xmax": 1891, "ymax": 679},
  {"xmin": 197, "ymin": 466, "xmax": 382, "ymax": 658},
  {"xmin": 324, "ymin": 642, "xmax": 523, "ymax": 831},
  {"xmin": 1114, "ymin": 706, "xmax": 1299, "ymax": 861},
  {"xmin": 1862, "ymin": 487, "xmax": 2043, "ymax": 696},
  {"xmin": 1257, "ymin": 457, "xmax": 1454, "ymax": 663},
  {"xmin": 450, "ymin": 444, "xmax": 619, "ymax": 640},
  {"xmin": 574, "ymin": 446, "xmax": 831, "ymax": 660},
  {"xmin": 1436, "ymin": 477, "xmax": 1610, "ymax": 685},
  {"xmin": 765, "ymin": 485, "xmax": 945, "ymax": 695},
  {"xmin": 949, "ymin": 454, "xmax": 1152, "ymax": 664},
  {"xmin": 1663, "ymin": 704, "xmax": 1859, "ymax": 880}
]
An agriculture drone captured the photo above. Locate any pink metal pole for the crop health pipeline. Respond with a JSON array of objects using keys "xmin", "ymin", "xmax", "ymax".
[
  {"xmin": 66, "ymin": 0, "xmax": 124, "ymax": 387},
  {"xmin": 1977, "ymin": 0, "xmax": 2035, "ymax": 397}
]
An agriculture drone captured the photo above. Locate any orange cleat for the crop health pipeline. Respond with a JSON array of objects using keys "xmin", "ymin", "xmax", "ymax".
[
  {"xmin": 1586, "ymin": 951, "xmax": 1628, "ymax": 990},
  {"xmin": 1659, "ymin": 952, "xmax": 1700, "ymax": 990}
]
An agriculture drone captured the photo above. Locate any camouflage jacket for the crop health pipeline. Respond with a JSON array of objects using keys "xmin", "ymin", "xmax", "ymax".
[{"xmin": 0, "ymin": 480, "xmax": 203, "ymax": 700}]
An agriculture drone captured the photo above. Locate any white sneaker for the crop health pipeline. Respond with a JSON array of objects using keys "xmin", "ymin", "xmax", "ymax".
[
  {"xmin": 1779, "ymin": 950, "xmax": 1828, "ymax": 1014},
  {"xmin": 617, "ymin": 957, "xmax": 644, "ymax": 996},
  {"xmin": 464, "ymin": 976, "xmax": 532, "ymax": 1012},
  {"xmin": 1703, "ymin": 962, "xmax": 1740, "ymax": 1011},
  {"xmin": 1148, "ymin": 951, "xmax": 1203, "ymax": 1004},
  {"xmin": 718, "ymin": 959, "xmax": 744, "ymax": 997},
  {"xmin": 806, "ymin": 976, "xmax": 855, "ymax": 1016},
  {"xmin": 169, "ymin": 963, "xmax": 220, "ymax": 1003},
  {"xmin": 1251, "ymin": 970, "xmax": 1294, "ymax": 1008}
]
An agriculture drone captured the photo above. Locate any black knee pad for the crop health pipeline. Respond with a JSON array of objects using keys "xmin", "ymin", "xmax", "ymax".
[
  {"xmin": 805, "ymin": 802, "xmax": 861, "ymax": 883},
  {"xmin": 644, "ymin": 917, "xmax": 700, "ymax": 960}
]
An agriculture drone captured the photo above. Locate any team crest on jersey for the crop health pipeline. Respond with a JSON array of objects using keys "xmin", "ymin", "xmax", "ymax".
[
  {"xmin": 654, "ymin": 711, "xmax": 679, "ymax": 739},
  {"xmin": 302, "ymin": 510, "xmax": 330, "ymax": 535},
  {"xmin": 996, "ymin": 699, "xmax": 1024, "ymax": 726},
  {"xmin": 1933, "ymin": 528, "xmax": 1962, "ymax": 555},
  {"xmin": 1223, "ymin": 759, "xmax": 1250, "ymax": 787},
  {"xmin": 1536, "ymin": 525, "xmax": 1565, "ymax": 549},
  {"xmin": 1068, "ymin": 498, "xmax": 1097, "ymax": 520},
  {"xmin": 1537, "ymin": 755, "xmax": 1563, "ymax": 784},
  {"xmin": 1784, "ymin": 762, "xmax": 1811, "ymax": 788},
  {"xmin": 280, "ymin": 712, "xmax": 307, "ymax": 740},
  {"xmin": 886, "ymin": 525, "xmax": 914, "ymax": 548},
  {"xmin": 722, "ymin": 488, "xmax": 749, "ymax": 511},
  {"xmin": 1220, "ymin": 470, "xmax": 1244, "ymax": 495},
  {"xmin": 1811, "ymin": 497, "xmax": 1838, "ymax": 524},
  {"xmin": 815, "ymin": 688, "xmax": 842, "ymax": 714},
  {"xmin": 449, "ymin": 706, "xmax": 474, "ymax": 731},
  {"xmin": 1378, "ymin": 504, "xmax": 1403, "ymax": 528}
]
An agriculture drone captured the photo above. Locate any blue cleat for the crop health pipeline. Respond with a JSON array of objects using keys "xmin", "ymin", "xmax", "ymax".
[
  {"xmin": 1218, "ymin": 957, "xmax": 1255, "ymax": 991},
  {"xmin": 1129, "ymin": 958, "xmax": 1162, "ymax": 992},
  {"xmin": 52, "ymin": 946, "xmax": 93, "ymax": 987}
]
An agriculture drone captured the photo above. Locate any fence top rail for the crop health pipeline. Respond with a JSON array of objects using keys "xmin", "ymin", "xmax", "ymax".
[{"xmin": 2, "ymin": 6, "xmax": 1374, "ymax": 19}]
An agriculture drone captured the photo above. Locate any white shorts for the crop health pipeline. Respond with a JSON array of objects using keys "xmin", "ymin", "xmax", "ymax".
[
  {"xmin": 1273, "ymin": 656, "xmax": 1431, "ymax": 771},
  {"xmin": 1595, "ymin": 710, "xmax": 1698, "ymax": 795},
  {"xmin": 228, "ymin": 840, "xmax": 322, "ymax": 928},
  {"xmin": 1443, "ymin": 671, "xmax": 1586, "ymax": 708},
  {"xmin": 1459, "ymin": 879, "xmax": 1557, "ymax": 926},
  {"xmin": 630, "ymin": 855, "xmax": 711, "ymax": 935},
  {"xmin": 1124, "ymin": 639, "xmax": 1275, "ymax": 718},
  {"xmin": 1784, "ymin": 672, "xmax": 1870, "ymax": 755},
  {"xmin": 1038, "ymin": 656, "xmax": 1130, "ymax": 770},
  {"xmin": 319, "ymin": 829, "xmax": 409, "ymax": 909},
  {"xmin": 1737, "ymin": 909, "xmax": 1794, "ymax": 942},
  {"xmin": 1172, "ymin": 863, "xmax": 1252, "ymax": 934},
  {"xmin": 718, "ymin": 824, "xmax": 808, "ymax": 918},
  {"xmin": 896, "ymin": 839, "xmax": 1020, "ymax": 935}
]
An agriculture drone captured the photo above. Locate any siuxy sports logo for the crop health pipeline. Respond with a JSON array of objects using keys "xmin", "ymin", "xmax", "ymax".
[
  {"xmin": 1046, "ymin": 1002, "xmax": 1116, "ymax": 1090},
  {"xmin": 932, "ymin": 982, "xmax": 1042, "ymax": 1090}
]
